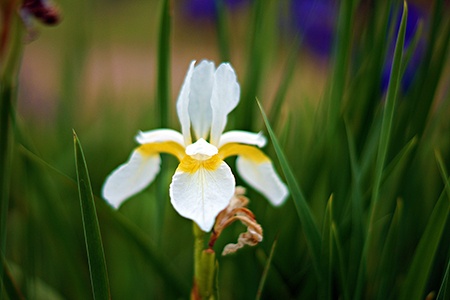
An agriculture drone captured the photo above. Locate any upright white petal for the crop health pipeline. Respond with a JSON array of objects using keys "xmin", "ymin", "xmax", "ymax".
[
  {"xmin": 102, "ymin": 150, "xmax": 161, "ymax": 209},
  {"xmin": 176, "ymin": 60, "xmax": 196, "ymax": 145},
  {"xmin": 218, "ymin": 131, "xmax": 267, "ymax": 148},
  {"xmin": 189, "ymin": 60, "xmax": 215, "ymax": 140},
  {"xmin": 170, "ymin": 162, "xmax": 235, "ymax": 232},
  {"xmin": 210, "ymin": 63, "xmax": 240, "ymax": 146},
  {"xmin": 236, "ymin": 157, "xmax": 289, "ymax": 206},
  {"xmin": 136, "ymin": 129, "xmax": 185, "ymax": 146}
]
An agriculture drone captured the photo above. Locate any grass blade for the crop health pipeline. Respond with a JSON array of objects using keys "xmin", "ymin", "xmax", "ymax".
[
  {"xmin": 436, "ymin": 255, "xmax": 450, "ymax": 300},
  {"xmin": 156, "ymin": 0, "xmax": 171, "ymax": 129},
  {"xmin": 73, "ymin": 130, "xmax": 111, "ymax": 300},
  {"xmin": 0, "ymin": 12, "xmax": 24, "ymax": 287},
  {"xmin": 255, "ymin": 235, "xmax": 278, "ymax": 300},
  {"xmin": 1, "ymin": 254, "xmax": 25, "ymax": 300},
  {"xmin": 214, "ymin": 0, "xmax": 230, "ymax": 62},
  {"xmin": 355, "ymin": 5, "xmax": 408, "ymax": 297},
  {"xmin": 257, "ymin": 100, "xmax": 323, "ymax": 285},
  {"xmin": 398, "ymin": 151, "xmax": 450, "ymax": 300},
  {"xmin": 155, "ymin": 0, "xmax": 172, "ymax": 242}
]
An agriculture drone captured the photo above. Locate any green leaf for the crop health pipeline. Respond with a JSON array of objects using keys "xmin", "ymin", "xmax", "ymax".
[
  {"xmin": 214, "ymin": 0, "xmax": 231, "ymax": 62},
  {"xmin": 73, "ymin": 130, "xmax": 111, "ymax": 300},
  {"xmin": 355, "ymin": 4, "xmax": 408, "ymax": 297},
  {"xmin": 255, "ymin": 235, "xmax": 278, "ymax": 300},
  {"xmin": 155, "ymin": 0, "xmax": 172, "ymax": 242},
  {"xmin": 375, "ymin": 199, "xmax": 403, "ymax": 300},
  {"xmin": 156, "ymin": 0, "xmax": 171, "ymax": 129},
  {"xmin": 437, "ymin": 255, "xmax": 450, "ymax": 300},
  {"xmin": 398, "ymin": 151, "xmax": 450, "ymax": 300},
  {"xmin": 1, "ymin": 255, "xmax": 25, "ymax": 300},
  {"xmin": 257, "ymin": 100, "xmax": 323, "ymax": 285}
]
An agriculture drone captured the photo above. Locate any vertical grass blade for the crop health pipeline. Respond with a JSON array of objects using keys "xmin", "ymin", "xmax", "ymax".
[
  {"xmin": 370, "ymin": 0, "xmax": 407, "ymax": 208},
  {"xmin": 214, "ymin": 0, "xmax": 230, "ymax": 62},
  {"xmin": 355, "ymin": 4, "xmax": 408, "ymax": 297},
  {"xmin": 1, "ymin": 254, "xmax": 25, "ymax": 300},
  {"xmin": 437, "ymin": 256, "xmax": 450, "ymax": 300},
  {"xmin": 398, "ymin": 151, "xmax": 450, "ymax": 300},
  {"xmin": 73, "ymin": 131, "xmax": 111, "ymax": 300},
  {"xmin": 0, "ymin": 11, "xmax": 24, "ymax": 287},
  {"xmin": 156, "ymin": 0, "xmax": 171, "ymax": 129},
  {"xmin": 255, "ymin": 235, "xmax": 278, "ymax": 300},
  {"xmin": 155, "ymin": 0, "xmax": 172, "ymax": 242},
  {"xmin": 257, "ymin": 100, "xmax": 323, "ymax": 285}
]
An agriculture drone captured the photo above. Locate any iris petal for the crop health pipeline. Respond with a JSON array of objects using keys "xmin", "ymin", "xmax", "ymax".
[
  {"xmin": 170, "ymin": 161, "xmax": 235, "ymax": 232},
  {"xmin": 189, "ymin": 60, "xmax": 215, "ymax": 140},
  {"xmin": 102, "ymin": 150, "xmax": 161, "ymax": 208},
  {"xmin": 236, "ymin": 157, "xmax": 289, "ymax": 206},
  {"xmin": 210, "ymin": 63, "xmax": 240, "ymax": 146},
  {"xmin": 218, "ymin": 130, "xmax": 267, "ymax": 148},
  {"xmin": 176, "ymin": 60, "xmax": 196, "ymax": 145},
  {"xmin": 218, "ymin": 143, "xmax": 289, "ymax": 206},
  {"xmin": 136, "ymin": 129, "xmax": 185, "ymax": 146}
]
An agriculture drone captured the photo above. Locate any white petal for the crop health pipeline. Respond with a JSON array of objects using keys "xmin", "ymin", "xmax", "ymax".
[
  {"xmin": 210, "ymin": 63, "xmax": 240, "ymax": 146},
  {"xmin": 176, "ymin": 60, "xmax": 196, "ymax": 145},
  {"xmin": 218, "ymin": 131, "xmax": 267, "ymax": 148},
  {"xmin": 236, "ymin": 157, "xmax": 289, "ymax": 206},
  {"xmin": 136, "ymin": 129, "xmax": 185, "ymax": 146},
  {"xmin": 185, "ymin": 138, "xmax": 218, "ymax": 160},
  {"xmin": 102, "ymin": 150, "xmax": 161, "ymax": 208},
  {"xmin": 170, "ymin": 162, "xmax": 235, "ymax": 232},
  {"xmin": 189, "ymin": 60, "xmax": 215, "ymax": 140}
]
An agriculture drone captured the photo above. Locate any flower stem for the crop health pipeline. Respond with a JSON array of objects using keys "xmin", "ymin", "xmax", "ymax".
[{"xmin": 192, "ymin": 223, "xmax": 218, "ymax": 300}]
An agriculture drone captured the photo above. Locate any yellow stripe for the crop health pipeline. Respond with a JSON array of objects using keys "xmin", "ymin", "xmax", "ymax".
[
  {"xmin": 178, "ymin": 155, "xmax": 222, "ymax": 173},
  {"xmin": 137, "ymin": 142, "xmax": 186, "ymax": 161},
  {"xmin": 218, "ymin": 143, "xmax": 269, "ymax": 163}
]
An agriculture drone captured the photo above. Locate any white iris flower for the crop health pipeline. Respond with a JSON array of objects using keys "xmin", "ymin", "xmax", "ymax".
[{"xmin": 102, "ymin": 60, "xmax": 289, "ymax": 232}]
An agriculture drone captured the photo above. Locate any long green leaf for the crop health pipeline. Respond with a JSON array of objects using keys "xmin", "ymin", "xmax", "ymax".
[
  {"xmin": 156, "ymin": 0, "xmax": 171, "ymax": 129},
  {"xmin": 1, "ymin": 254, "xmax": 25, "ymax": 300},
  {"xmin": 73, "ymin": 131, "xmax": 111, "ymax": 300},
  {"xmin": 214, "ymin": 0, "xmax": 230, "ymax": 62},
  {"xmin": 437, "ymin": 255, "xmax": 450, "ymax": 300},
  {"xmin": 255, "ymin": 235, "xmax": 278, "ymax": 300},
  {"xmin": 0, "ymin": 11, "xmax": 24, "ymax": 288},
  {"xmin": 355, "ymin": 3, "xmax": 408, "ymax": 298},
  {"xmin": 155, "ymin": 0, "xmax": 172, "ymax": 243},
  {"xmin": 398, "ymin": 151, "xmax": 450, "ymax": 300},
  {"xmin": 257, "ymin": 100, "xmax": 323, "ymax": 285}
]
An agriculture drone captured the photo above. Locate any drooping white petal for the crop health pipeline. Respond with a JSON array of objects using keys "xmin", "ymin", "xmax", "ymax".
[
  {"xmin": 236, "ymin": 156, "xmax": 289, "ymax": 206},
  {"xmin": 176, "ymin": 60, "xmax": 196, "ymax": 145},
  {"xmin": 170, "ymin": 162, "xmax": 235, "ymax": 232},
  {"xmin": 102, "ymin": 150, "xmax": 161, "ymax": 209},
  {"xmin": 210, "ymin": 63, "xmax": 240, "ymax": 146},
  {"xmin": 218, "ymin": 131, "xmax": 267, "ymax": 148},
  {"xmin": 188, "ymin": 60, "xmax": 215, "ymax": 140},
  {"xmin": 136, "ymin": 129, "xmax": 185, "ymax": 147}
]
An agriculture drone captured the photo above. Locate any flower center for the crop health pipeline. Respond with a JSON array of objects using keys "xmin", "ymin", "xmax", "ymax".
[
  {"xmin": 185, "ymin": 138, "xmax": 218, "ymax": 161},
  {"xmin": 179, "ymin": 139, "xmax": 222, "ymax": 173}
]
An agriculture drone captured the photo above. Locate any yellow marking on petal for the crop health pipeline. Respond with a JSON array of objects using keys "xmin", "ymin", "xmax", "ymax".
[
  {"xmin": 178, "ymin": 155, "xmax": 223, "ymax": 174},
  {"xmin": 137, "ymin": 142, "xmax": 186, "ymax": 161},
  {"xmin": 218, "ymin": 143, "xmax": 270, "ymax": 163}
]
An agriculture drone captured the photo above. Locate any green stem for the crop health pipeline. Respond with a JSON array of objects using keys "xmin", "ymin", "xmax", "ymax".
[{"xmin": 192, "ymin": 224, "xmax": 218, "ymax": 300}]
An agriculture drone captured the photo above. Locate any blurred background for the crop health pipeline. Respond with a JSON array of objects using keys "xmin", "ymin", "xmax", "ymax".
[{"xmin": 4, "ymin": 0, "xmax": 450, "ymax": 299}]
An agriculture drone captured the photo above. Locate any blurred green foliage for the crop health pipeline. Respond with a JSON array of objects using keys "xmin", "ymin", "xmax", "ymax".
[{"xmin": 1, "ymin": 0, "xmax": 450, "ymax": 299}]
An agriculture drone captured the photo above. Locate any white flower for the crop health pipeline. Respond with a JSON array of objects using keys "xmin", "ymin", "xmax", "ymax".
[{"xmin": 102, "ymin": 60, "xmax": 289, "ymax": 232}]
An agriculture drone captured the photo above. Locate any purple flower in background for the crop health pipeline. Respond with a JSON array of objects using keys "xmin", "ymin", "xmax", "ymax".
[
  {"xmin": 182, "ymin": 0, "xmax": 248, "ymax": 20},
  {"xmin": 290, "ymin": 0, "xmax": 338, "ymax": 58},
  {"xmin": 381, "ymin": 3, "xmax": 428, "ymax": 93}
]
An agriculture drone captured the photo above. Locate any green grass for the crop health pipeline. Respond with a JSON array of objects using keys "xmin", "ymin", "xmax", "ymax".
[{"xmin": 2, "ymin": 0, "xmax": 450, "ymax": 299}]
